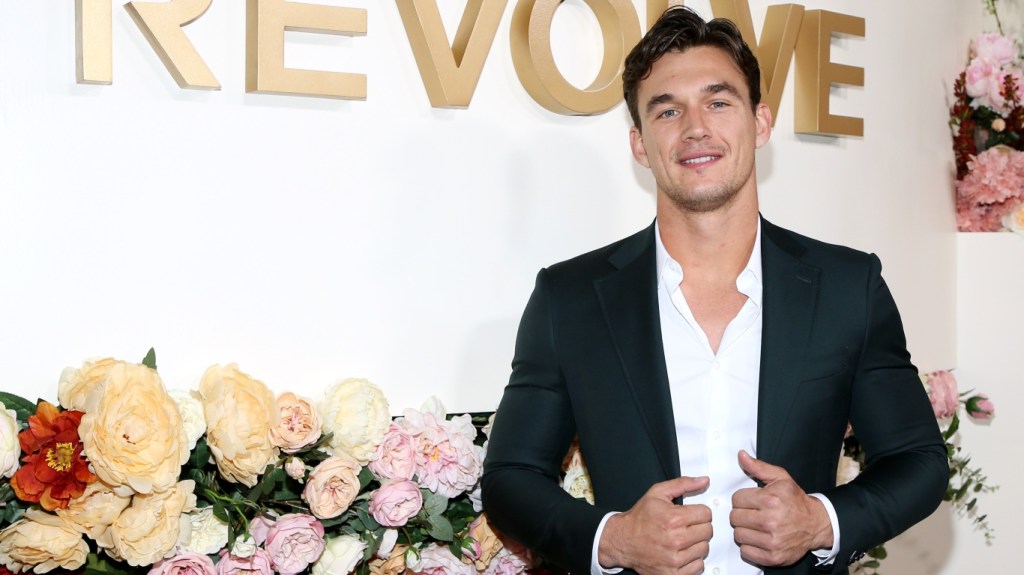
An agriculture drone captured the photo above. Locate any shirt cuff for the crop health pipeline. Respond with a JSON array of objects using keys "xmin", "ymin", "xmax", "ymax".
[
  {"xmin": 808, "ymin": 493, "xmax": 841, "ymax": 566},
  {"xmin": 590, "ymin": 511, "xmax": 624, "ymax": 575}
]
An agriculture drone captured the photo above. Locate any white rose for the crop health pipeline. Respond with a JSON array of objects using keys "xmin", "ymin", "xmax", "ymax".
[
  {"xmin": 312, "ymin": 534, "xmax": 366, "ymax": 575},
  {"xmin": 319, "ymin": 378, "xmax": 390, "ymax": 464},
  {"xmin": 1002, "ymin": 203, "xmax": 1024, "ymax": 235},
  {"xmin": 230, "ymin": 534, "xmax": 257, "ymax": 558},
  {"xmin": 562, "ymin": 464, "xmax": 595, "ymax": 504},
  {"xmin": 0, "ymin": 403, "xmax": 21, "ymax": 479},
  {"xmin": 376, "ymin": 529, "xmax": 399, "ymax": 559},
  {"xmin": 285, "ymin": 457, "xmax": 307, "ymax": 481},
  {"xmin": 168, "ymin": 390, "xmax": 207, "ymax": 451},
  {"xmin": 180, "ymin": 507, "xmax": 229, "ymax": 555}
]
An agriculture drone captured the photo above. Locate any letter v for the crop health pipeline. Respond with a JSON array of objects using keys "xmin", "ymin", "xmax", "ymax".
[
  {"xmin": 397, "ymin": 0, "xmax": 509, "ymax": 108},
  {"xmin": 710, "ymin": 0, "xmax": 804, "ymax": 126}
]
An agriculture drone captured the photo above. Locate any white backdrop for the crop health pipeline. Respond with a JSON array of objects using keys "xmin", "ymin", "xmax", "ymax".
[{"xmin": 1, "ymin": 0, "xmax": 957, "ymax": 415}]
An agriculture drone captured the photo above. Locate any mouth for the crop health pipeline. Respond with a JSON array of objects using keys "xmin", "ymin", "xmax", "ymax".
[{"xmin": 676, "ymin": 152, "xmax": 722, "ymax": 169}]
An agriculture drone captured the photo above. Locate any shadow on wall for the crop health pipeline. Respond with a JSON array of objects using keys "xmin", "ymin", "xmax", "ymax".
[{"xmin": 883, "ymin": 502, "xmax": 956, "ymax": 574}]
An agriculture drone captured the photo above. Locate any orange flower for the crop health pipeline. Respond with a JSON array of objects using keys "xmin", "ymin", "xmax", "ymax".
[{"xmin": 10, "ymin": 401, "xmax": 96, "ymax": 511}]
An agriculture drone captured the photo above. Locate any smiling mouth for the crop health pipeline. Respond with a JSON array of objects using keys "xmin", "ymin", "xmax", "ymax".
[{"xmin": 680, "ymin": 155, "xmax": 719, "ymax": 165}]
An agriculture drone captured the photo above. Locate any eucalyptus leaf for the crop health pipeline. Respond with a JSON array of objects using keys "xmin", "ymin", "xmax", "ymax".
[
  {"xmin": 428, "ymin": 515, "xmax": 454, "ymax": 541},
  {"xmin": 422, "ymin": 490, "xmax": 448, "ymax": 517}
]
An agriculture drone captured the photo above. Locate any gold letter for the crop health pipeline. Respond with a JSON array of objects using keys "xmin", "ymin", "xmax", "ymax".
[
  {"xmin": 794, "ymin": 10, "xmax": 865, "ymax": 137},
  {"xmin": 396, "ymin": 0, "xmax": 508, "ymax": 108},
  {"xmin": 76, "ymin": 0, "xmax": 112, "ymax": 84},
  {"xmin": 246, "ymin": 0, "xmax": 367, "ymax": 100},
  {"xmin": 709, "ymin": 1, "xmax": 804, "ymax": 126},
  {"xmin": 125, "ymin": 0, "xmax": 220, "ymax": 90},
  {"xmin": 510, "ymin": 0, "xmax": 641, "ymax": 115}
]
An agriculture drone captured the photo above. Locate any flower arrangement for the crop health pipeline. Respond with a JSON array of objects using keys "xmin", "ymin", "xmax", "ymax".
[
  {"xmin": 950, "ymin": 1, "xmax": 1024, "ymax": 232},
  {"xmin": 0, "ymin": 350, "xmax": 537, "ymax": 575},
  {"xmin": 841, "ymin": 370, "xmax": 997, "ymax": 575}
]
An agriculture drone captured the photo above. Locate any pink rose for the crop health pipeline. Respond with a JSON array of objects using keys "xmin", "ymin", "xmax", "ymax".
[
  {"xmin": 973, "ymin": 33, "xmax": 1019, "ymax": 67},
  {"xmin": 369, "ymin": 423, "xmax": 417, "ymax": 481},
  {"xmin": 248, "ymin": 515, "xmax": 275, "ymax": 545},
  {"xmin": 217, "ymin": 548, "xmax": 273, "ymax": 575},
  {"xmin": 987, "ymin": 68, "xmax": 1024, "ymax": 115},
  {"xmin": 147, "ymin": 552, "xmax": 216, "ymax": 575},
  {"xmin": 271, "ymin": 392, "xmax": 322, "ymax": 453},
  {"xmin": 285, "ymin": 457, "xmax": 306, "ymax": 481},
  {"xmin": 408, "ymin": 543, "xmax": 475, "ymax": 575},
  {"xmin": 966, "ymin": 394, "xmax": 995, "ymax": 419},
  {"xmin": 264, "ymin": 513, "xmax": 326, "ymax": 575},
  {"xmin": 302, "ymin": 455, "xmax": 362, "ymax": 519},
  {"xmin": 924, "ymin": 370, "xmax": 959, "ymax": 419},
  {"xmin": 965, "ymin": 58, "xmax": 999, "ymax": 100},
  {"xmin": 400, "ymin": 410, "xmax": 482, "ymax": 498},
  {"xmin": 369, "ymin": 480, "xmax": 423, "ymax": 527}
]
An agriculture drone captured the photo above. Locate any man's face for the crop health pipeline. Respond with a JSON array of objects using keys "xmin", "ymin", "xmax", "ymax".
[{"xmin": 629, "ymin": 46, "xmax": 771, "ymax": 214}]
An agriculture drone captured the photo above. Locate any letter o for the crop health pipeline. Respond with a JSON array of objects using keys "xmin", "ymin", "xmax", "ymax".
[{"xmin": 510, "ymin": 0, "xmax": 641, "ymax": 115}]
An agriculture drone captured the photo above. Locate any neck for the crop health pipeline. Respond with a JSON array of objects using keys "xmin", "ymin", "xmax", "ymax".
[{"xmin": 656, "ymin": 191, "xmax": 759, "ymax": 283}]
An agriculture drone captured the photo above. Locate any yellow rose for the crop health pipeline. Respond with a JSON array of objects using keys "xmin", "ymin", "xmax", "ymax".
[
  {"xmin": 55, "ymin": 480, "xmax": 132, "ymax": 539},
  {"xmin": 199, "ymin": 364, "xmax": 279, "ymax": 486},
  {"xmin": 97, "ymin": 479, "xmax": 197, "ymax": 567},
  {"xmin": 0, "ymin": 510, "xmax": 89, "ymax": 574},
  {"xmin": 79, "ymin": 362, "xmax": 190, "ymax": 494},
  {"xmin": 465, "ymin": 514, "xmax": 504, "ymax": 570},
  {"xmin": 57, "ymin": 357, "xmax": 124, "ymax": 412},
  {"xmin": 319, "ymin": 378, "xmax": 390, "ymax": 464},
  {"xmin": 270, "ymin": 391, "xmax": 322, "ymax": 453},
  {"xmin": 369, "ymin": 543, "xmax": 409, "ymax": 575}
]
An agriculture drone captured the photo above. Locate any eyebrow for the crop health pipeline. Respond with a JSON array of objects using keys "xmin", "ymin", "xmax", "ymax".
[{"xmin": 643, "ymin": 81, "xmax": 745, "ymax": 116}]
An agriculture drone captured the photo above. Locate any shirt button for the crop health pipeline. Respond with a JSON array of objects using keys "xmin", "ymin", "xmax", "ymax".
[
  {"xmin": 712, "ymin": 568, "xmax": 721, "ymax": 575},
  {"xmin": 712, "ymin": 360, "xmax": 720, "ymax": 370},
  {"xmin": 713, "ymin": 498, "xmax": 721, "ymax": 507},
  {"xmin": 711, "ymin": 430, "xmax": 721, "ymax": 440}
]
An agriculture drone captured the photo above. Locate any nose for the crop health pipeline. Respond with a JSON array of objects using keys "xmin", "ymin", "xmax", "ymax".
[{"xmin": 681, "ymin": 107, "xmax": 710, "ymax": 141}]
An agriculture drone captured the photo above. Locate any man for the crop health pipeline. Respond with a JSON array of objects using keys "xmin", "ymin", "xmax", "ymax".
[{"xmin": 481, "ymin": 6, "xmax": 947, "ymax": 575}]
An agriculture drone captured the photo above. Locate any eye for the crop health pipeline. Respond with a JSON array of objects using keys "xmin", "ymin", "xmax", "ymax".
[
  {"xmin": 710, "ymin": 100, "xmax": 729, "ymax": 109},
  {"xmin": 657, "ymin": 108, "xmax": 679, "ymax": 119}
]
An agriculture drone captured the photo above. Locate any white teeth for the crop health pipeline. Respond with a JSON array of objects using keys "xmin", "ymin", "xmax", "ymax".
[{"xmin": 682, "ymin": 155, "xmax": 716, "ymax": 164}]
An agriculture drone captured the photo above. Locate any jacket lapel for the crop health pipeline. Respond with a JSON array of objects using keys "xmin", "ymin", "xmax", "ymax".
[
  {"xmin": 757, "ymin": 219, "xmax": 821, "ymax": 464},
  {"xmin": 593, "ymin": 223, "xmax": 681, "ymax": 480}
]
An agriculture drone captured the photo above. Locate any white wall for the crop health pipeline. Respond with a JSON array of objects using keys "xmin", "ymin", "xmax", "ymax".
[{"xmin": 0, "ymin": 0, "xmax": 958, "ymax": 413}]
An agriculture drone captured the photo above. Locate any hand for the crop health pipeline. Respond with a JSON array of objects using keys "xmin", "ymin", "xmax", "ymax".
[
  {"xmin": 598, "ymin": 476, "xmax": 712, "ymax": 575},
  {"xmin": 730, "ymin": 450, "xmax": 833, "ymax": 567}
]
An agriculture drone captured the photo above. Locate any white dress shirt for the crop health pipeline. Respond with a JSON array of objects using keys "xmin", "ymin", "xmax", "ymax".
[{"xmin": 591, "ymin": 221, "xmax": 839, "ymax": 575}]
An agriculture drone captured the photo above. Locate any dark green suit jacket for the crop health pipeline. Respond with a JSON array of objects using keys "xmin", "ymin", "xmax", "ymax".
[{"xmin": 481, "ymin": 219, "xmax": 947, "ymax": 575}]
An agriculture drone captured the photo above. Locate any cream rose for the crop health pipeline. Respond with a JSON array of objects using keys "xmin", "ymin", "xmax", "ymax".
[
  {"xmin": 169, "ymin": 389, "xmax": 207, "ymax": 451},
  {"xmin": 0, "ymin": 510, "xmax": 89, "ymax": 574},
  {"xmin": 97, "ymin": 479, "xmax": 197, "ymax": 566},
  {"xmin": 319, "ymin": 378, "xmax": 390, "ymax": 464},
  {"xmin": 0, "ymin": 402, "xmax": 20, "ymax": 478},
  {"xmin": 57, "ymin": 357, "xmax": 124, "ymax": 412},
  {"xmin": 271, "ymin": 392, "xmax": 322, "ymax": 453},
  {"xmin": 302, "ymin": 455, "xmax": 362, "ymax": 519},
  {"xmin": 181, "ymin": 507, "xmax": 230, "ymax": 555},
  {"xmin": 465, "ymin": 514, "xmax": 503, "ymax": 571},
  {"xmin": 199, "ymin": 364, "xmax": 279, "ymax": 486},
  {"xmin": 311, "ymin": 534, "xmax": 366, "ymax": 575},
  {"xmin": 55, "ymin": 480, "xmax": 132, "ymax": 539},
  {"xmin": 78, "ymin": 362, "xmax": 190, "ymax": 494}
]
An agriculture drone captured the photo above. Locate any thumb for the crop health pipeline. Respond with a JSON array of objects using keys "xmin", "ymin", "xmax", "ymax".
[
  {"xmin": 652, "ymin": 475, "xmax": 710, "ymax": 501},
  {"xmin": 738, "ymin": 450, "xmax": 788, "ymax": 484}
]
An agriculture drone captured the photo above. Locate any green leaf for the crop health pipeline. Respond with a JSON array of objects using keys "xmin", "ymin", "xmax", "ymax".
[
  {"xmin": 212, "ymin": 503, "xmax": 229, "ymax": 523},
  {"xmin": 0, "ymin": 392, "xmax": 36, "ymax": 423},
  {"xmin": 141, "ymin": 348, "xmax": 157, "ymax": 371},
  {"xmin": 422, "ymin": 490, "xmax": 448, "ymax": 517},
  {"xmin": 358, "ymin": 466, "xmax": 375, "ymax": 490},
  {"xmin": 428, "ymin": 515, "xmax": 454, "ymax": 541},
  {"xmin": 861, "ymin": 559, "xmax": 880, "ymax": 569},
  {"xmin": 189, "ymin": 437, "xmax": 211, "ymax": 468},
  {"xmin": 357, "ymin": 506, "xmax": 381, "ymax": 532},
  {"xmin": 943, "ymin": 414, "xmax": 960, "ymax": 441}
]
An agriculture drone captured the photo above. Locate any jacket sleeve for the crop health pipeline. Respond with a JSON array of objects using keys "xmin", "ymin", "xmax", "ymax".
[
  {"xmin": 481, "ymin": 269, "xmax": 610, "ymax": 575},
  {"xmin": 821, "ymin": 254, "xmax": 948, "ymax": 570}
]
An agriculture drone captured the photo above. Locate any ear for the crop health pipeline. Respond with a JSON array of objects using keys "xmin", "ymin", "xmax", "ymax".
[
  {"xmin": 754, "ymin": 103, "xmax": 772, "ymax": 149},
  {"xmin": 630, "ymin": 126, "xmax": 651, "ymax": 168}
]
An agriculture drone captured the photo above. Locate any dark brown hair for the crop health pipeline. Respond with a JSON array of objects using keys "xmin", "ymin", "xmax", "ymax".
[{"xmin": 623, "ymin": 6, "xmax": 761, "ymax": 129}]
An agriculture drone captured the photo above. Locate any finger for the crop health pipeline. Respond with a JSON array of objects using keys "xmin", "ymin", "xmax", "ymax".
[
  {"xmin": 651, "ymin": 475, "xmax": 710, "ymax": 501},
  {"xmin": 737, "ymin": 450, "xmax": 789, "ymax": 484}
]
